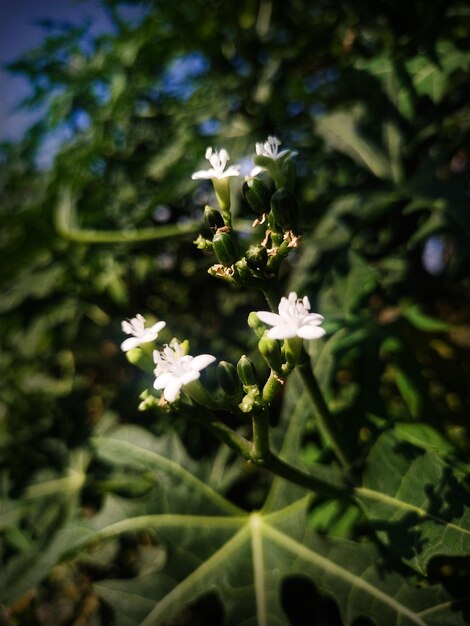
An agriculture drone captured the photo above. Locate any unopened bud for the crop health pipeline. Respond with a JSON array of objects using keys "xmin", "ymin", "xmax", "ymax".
[
  {"xmin": 270, "ymin": 188, "xmax": 299, "ymax": 230},
  {"xmin": 247, "ymin": 312, "xmax": 266, "ymax": 338},
  {"xmin": 126, "ymin": 347, "xmax": 154, "ymax": 373},
  {"xmin": 212, "ymin": 229, "xmax": 239, "ymax": 266},
  {"xmin": 234, "ymin": 257, "xmax": 252, "ymax": 281},
  {"xmin": 258, "ymin": 333, "xmax": 283, "ymax": 374},
  {"xmin": 237, "ymin": 355, "xmax": 258, "ymax": 387},
  {"xmin": 246, "ymin": 245, "xmax": 268, "ymax": 271},
  {"xmin": 239, "ymin": 387, "xmax": 263, "ymax": 414},
  {"xmin": 284, "ymin": 337, "xmax": 302, "ymax": 369},
  {"xmin": 282, "ymin": 159, "xmax": 297, "ymax": 190},
  {"xmin": 194, "ymin": 234, "xmax": 213, "ymax": 251},
  {"xmin": 204, "ymin": 205, "xmax": 224, "ymax": 231},
  {"xmin": 242, "ymin": 178, "xmax": 271, "ymax": 215},
  {"xmin": 217, "ymin": 361, "xmax": 241, "ymax": 398}
]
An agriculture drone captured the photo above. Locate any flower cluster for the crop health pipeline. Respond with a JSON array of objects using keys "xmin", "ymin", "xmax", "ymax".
[
  {"xmin": 122, "ymin": 140, "xmax": 325, "ymax": 408},
  {"xmin": 191, "ymin": 136, "xmax": 300, "ymax": 284},
  {"xmin": 191, "ymin": 135, "xmax": 295, "ymax": 185},
  {"xmin": 121, "ymin": 291, "xmax": 324, "ymax": 404},
  {"xmin": 121, "ymin": 314, "xmax": 215, "ymax": 403}
]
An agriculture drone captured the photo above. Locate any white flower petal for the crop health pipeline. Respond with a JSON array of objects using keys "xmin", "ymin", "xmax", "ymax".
[
  {"xmin": 267, "ymin": 325, "xmax": 298, "ymax": 340},
  {"xmin": 154, "ymin": 372, "xmax": 174, "ymax": 390},
  {"xmin": 180, "ymin": 370, "xmax": 200, "ymax": 386},
  {"xmin": 191, "ymin": 354, "xmax": 216, "ymax": 371},
  {"xmin": 304, "ymin": 313, "xmax": 324, "ymax": 325},
  {"xmin": 150, "ymin": 321, "xmax": 166, "ymax": 334},
  {"xmin": 249, "ymin": 165, "xmax": 263, "ymax": 178},
  {"xmin": 256, "ymin": 311, "xmax": 283, "ymax": 326},
  {"xmin": 218, "ymin": 165, "xmax": 241, "ymax": 178},
  {"xmin": 121, "ymin": 336, "xmax": 142, "ymax": 352},
  {"xmin": 297, "ymin": 326, "xmax": 326, "ymax": 340},
  {"xmin": 163, "ymin": 377, "xmax": 183, "ymax": 402},
  {"xmin": 192, "ymin": 169, "xmax": 213, "ymax": 180},
  {"xmin": 121, "ymin": 320, "xmax": 134, "ymax": 334}
]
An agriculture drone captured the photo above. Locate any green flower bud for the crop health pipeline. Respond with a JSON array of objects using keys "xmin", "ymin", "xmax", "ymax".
[
  {"xmin": 247, "ymin": 311, "xmax": 266, "ymax": 338},
  {"xmin": 204, "ymin": 205, "xmax": 224, "ymax": 231},
  {"xmin": 270, "ymin": 188, "xmax": 299, "ymax": 230},
  {"xmin": 258, "ymin": 333, "xmax": 283, "ymax": 374},
  {"xmin": 125, "ymin": 347, "xmax": 154, "ymax": 373},
  {"xmin": 239, "ymin": 393, "xmax": 255, "ymax": 413},
  {"xmin": 179, "ymin": 339, "xmax": 190, "ymax": 356},
  {"xmin": 234, "ymin": 257, "xmax": 253, "ymax": 281},
  {"xmin": 282, "ymin": 158, "xmax": 297, "ymax": 190},
  {"xmin": 194, "ymin": 234, "xmax": 213, "ymax": 251},
  {"xmin": 237, "ymin": 354, "xmax": 258, "ymax": 387},
  {"xmin": 242, "ymin": 178, "xmax": 271, "ymax": 215},
  {"xmin": 246, "ymin": 245, "xmax": 268, "ymax": 271},
  {"xmin": 138, "ymin": 389, "xmax": 160, "ymax": 411},
  {"xmin": 212, "ymin": 229, "xmax": 239, "ymax": 266},
  {"xmin": 239, "ymin": 386, "xmax": 263, "ymax": 414},
  {"xmin": 217, "ymin": 361, "xmax": 241, "ymax": 398},
  {"xmin": 284, "ymin": 337, "xmax": 302, "ymax": 369},
  {"xmin": 183, "ymin": 379, "xmax": 216, "ymax": 408}
]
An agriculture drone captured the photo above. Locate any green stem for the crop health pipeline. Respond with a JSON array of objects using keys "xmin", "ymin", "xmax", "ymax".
[
  {"xmin": 296, "ymin": 352, "xmax": 351, "ymax": 468},
  {"xmin": 55, "ymin": 188, "xmax": 201, "ymax": 244},
  {"xmin": 192, "ymin": 407, "xmax": 349, "ymax": 500},
  {"xmin": 261, "ymin": 287, "xmax": 351, "ymax": 469},
  {"xmin": 193, "ymin": 410, "xmax": 253, "ymax": 460},
  {"xmin": 264, "ymin": 453, "xmax": 349, "ymax": 500},
  {"xmin": 252, "ymin": 408, "xmax": 270, "ymax": 461}
]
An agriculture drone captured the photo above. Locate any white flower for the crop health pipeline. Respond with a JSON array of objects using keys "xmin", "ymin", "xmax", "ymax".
[
  {"xmin": 153, "ymin": 340, "xmax": 216, "ymax": 402},
  {"xmin": 256, "ymin": 292, "xmax": 325, "ymax": 340},
  {"xmin": 121, "ymin": 314, "xmax": 166, "ymax": 352},
  {"xmin": 191, "ymin": 147, "xmax": 241, "ymax": 180},
  {"xmin": 250, "ymin": 136, "xmax": 297, "ymax": 177},
  {"xmin": 255, "ymin": 136, "xmax": 291, "ymax": 160}
]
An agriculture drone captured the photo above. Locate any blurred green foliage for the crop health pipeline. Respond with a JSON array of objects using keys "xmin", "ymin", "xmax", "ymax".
[{"xmin": 1, "ymin": 0, "xmax": 470, "ymax": 623}]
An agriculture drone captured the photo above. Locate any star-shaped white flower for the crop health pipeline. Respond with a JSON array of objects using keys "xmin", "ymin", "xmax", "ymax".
[
  {"xmin": 250, "ymin": 136, "xmax": 297, "ymax": 177},
  {"xmin": 255, "ymin": 136, "xmax": 291, "ymax": 160},
  {"xmin": 121, "ymin": 314, "xmax": 166, "ymax": 352},
  {"xmin": 153, "ymin": 340, "xmax": 216, "ymax": 402},
  {"xmin": 191, "ymin": 147, "xmax": 241, "ymax": 181},
  {"xmin": 256, "ymin": 292, "xmax": 325, "ymax": 340}
]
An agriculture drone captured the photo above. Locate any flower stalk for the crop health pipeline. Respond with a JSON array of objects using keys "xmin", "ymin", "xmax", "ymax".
[
  {"xmin": 296, "ymin": 351, "xmax": 351, "ymax": 469},
  {"xmin": 190, "ymin": 406, "xmax": 349, "ymax": 500},
  {"xmin": 251, "ymin": 407, "xmax": 270, "ymax": 461}
]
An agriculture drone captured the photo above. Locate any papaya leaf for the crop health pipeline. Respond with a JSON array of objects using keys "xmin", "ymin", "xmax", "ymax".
[
  {"xmin": 394, "ymin": 423, "xmax": 457, "ymax": 457},
  {"xmin": 86, "ymin": 428, "xmax": 468, "ymax": 625},
  {"xmin": 406, "ymin": 41, "xmax": 470, "ymax": 104},
  {"xmin": 356, "ymin": 431, "xmax": 470, "ymax": 574},
  {"xmin": 4, "ymin": 429, "xmax": 469, "ymax": 623},
  {"xmin": 89, "ymin": 490, "xmax": 468, "ymax": 626}
]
